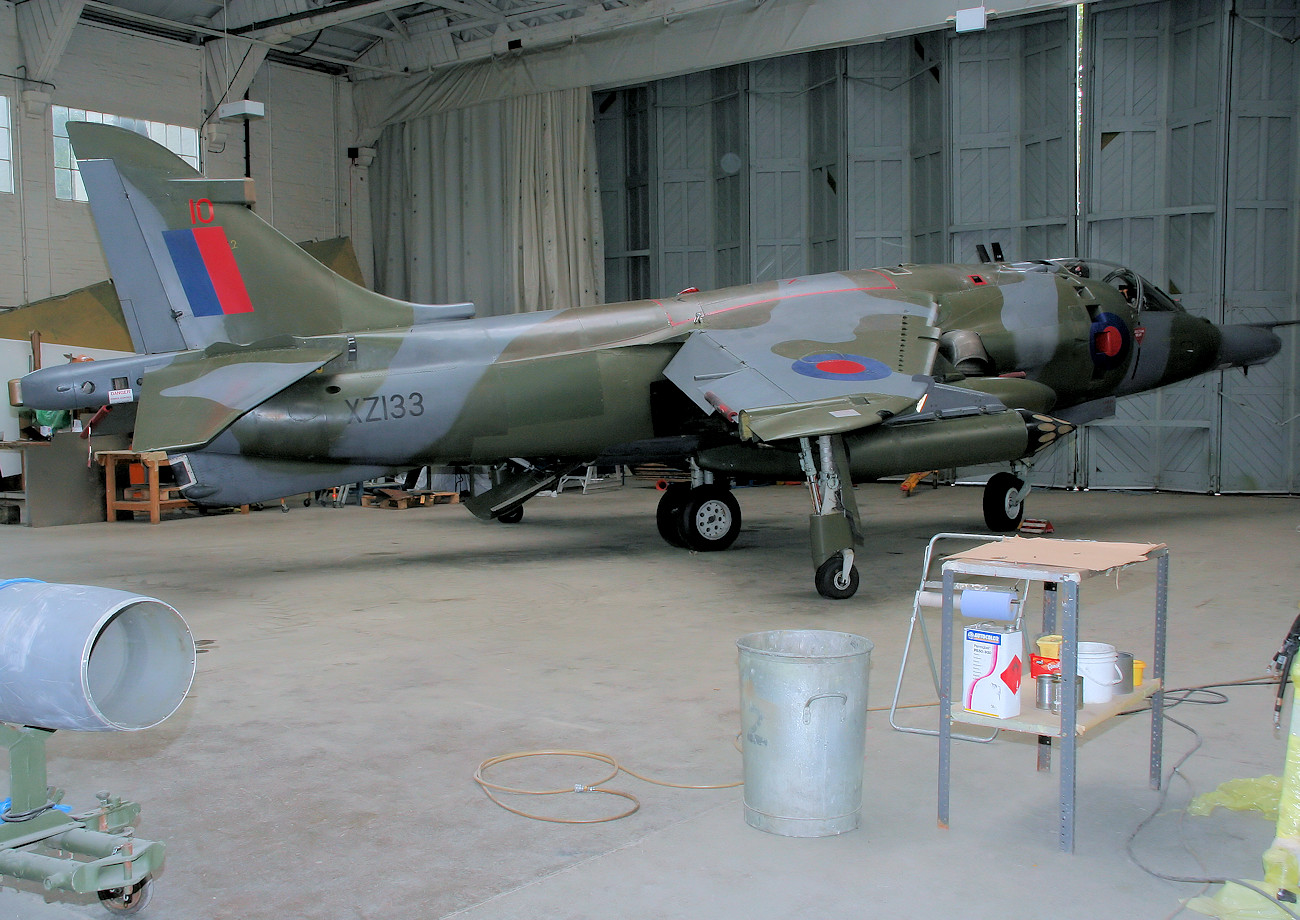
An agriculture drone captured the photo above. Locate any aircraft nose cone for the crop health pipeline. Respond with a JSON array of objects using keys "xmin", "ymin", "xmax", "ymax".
[{"xmin": 1216, "ymin": 324, "xmax": 1283, "ymax": 369}]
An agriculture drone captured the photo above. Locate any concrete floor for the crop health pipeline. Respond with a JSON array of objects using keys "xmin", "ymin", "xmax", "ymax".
[{"xmin": 0, "ymin": 481, "xmax": 1297, "ymax": 920}]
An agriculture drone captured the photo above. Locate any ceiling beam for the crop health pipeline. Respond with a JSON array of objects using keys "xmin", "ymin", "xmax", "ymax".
[
  {"xmin": 15, "ymin": 0, "xmax": 86, "ymax": 89},
  {"xmin": 205, "ymin": 38, "xmax": 271, "ymax": 114},
  {"xmin": 235, "ymin": 0, "xmax": 430, "ymax": 42},
  {"xmin": 79, "ymin": 0, "xmax": 413, "ymax": 76}
]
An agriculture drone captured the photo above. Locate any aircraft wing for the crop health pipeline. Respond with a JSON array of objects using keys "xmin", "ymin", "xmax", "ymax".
[
  {"xmin": 133, "ymin": 343, "xmax": 341, "ymax": 452},
  {"xmin": 663, "ymin": 288, "xmax": 941, "ymax": 442}
]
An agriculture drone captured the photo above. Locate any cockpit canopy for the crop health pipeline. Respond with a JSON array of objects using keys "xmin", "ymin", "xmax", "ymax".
[{"xmin": 1038, "ymin": 258, "xmax": 1185, "ymax": 313}]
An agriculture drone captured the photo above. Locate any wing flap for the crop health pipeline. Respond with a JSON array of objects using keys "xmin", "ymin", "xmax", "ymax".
[
  {"xmin": 739, "ymin": 394, "xmax": 918, "ymax": 442},
  {"xmin": 662, "ymin": 287, "xmax": 940, "ymax": 441},
  {"xmin": 133, "ymin": 344, "xmax": 341, "ymax": 452}
]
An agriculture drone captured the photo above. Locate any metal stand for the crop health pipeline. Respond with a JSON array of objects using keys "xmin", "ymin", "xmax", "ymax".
[
  {"xmin": 935, "ymin": 539, "xmax": 1168, "ymax": 852},
  {"xmin": 888, "ymin": 532, "xmax": 1010, "ymax": 742},
  {"xmin": 0, "ymin": 725, "xmax": 164, "ymax": 911}
]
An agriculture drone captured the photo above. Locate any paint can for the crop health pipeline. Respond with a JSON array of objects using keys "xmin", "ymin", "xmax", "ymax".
[
  {"xmin": 1116, "ymin": 652, "xmax": 1135, "ymax": 694},
  {"xmin": 963, "ymin": 624, "xmax": 1024, "ymax": 719},
  {"xmin": 1036, "ymin": 634, "xmax": 1063, "ymax": 658},
  {"xmin": 1076, "ymin": 641, "xmax": 1122, "ymax": 705},
  {"xmin": 1034, "ymin": 673, "xmax": 1084, "ymax": 713}
]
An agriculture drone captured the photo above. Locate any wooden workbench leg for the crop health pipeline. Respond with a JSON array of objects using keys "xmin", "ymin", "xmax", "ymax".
[
  {"xmin": 147, "ymin": 458, "xmax": 161, "ymax": 524},
  {"xmin": 103, "ymin": 457, "xmax": 119, "ymax": 522}
]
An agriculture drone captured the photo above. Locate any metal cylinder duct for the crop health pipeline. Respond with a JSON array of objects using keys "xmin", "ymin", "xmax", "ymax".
[{"xmin": 0, "ymin": 580, "xmax": 196, "ymax": 731}]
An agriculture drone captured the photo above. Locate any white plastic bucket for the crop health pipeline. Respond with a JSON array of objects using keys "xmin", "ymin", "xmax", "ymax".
[{"xmin": 1076, "ymin": 641, "xmax": 1122, "ymax": 705}]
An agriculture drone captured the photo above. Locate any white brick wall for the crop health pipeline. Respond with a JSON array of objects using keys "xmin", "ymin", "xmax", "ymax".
[{"xmin": 0, "ymin": 17, "xmax": 368, "ymax": 308}]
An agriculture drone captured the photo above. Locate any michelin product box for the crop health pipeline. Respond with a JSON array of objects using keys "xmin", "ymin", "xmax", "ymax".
[{"xmin": 963, "ymin": 626, "xmax": 1024, "ymax": 719}]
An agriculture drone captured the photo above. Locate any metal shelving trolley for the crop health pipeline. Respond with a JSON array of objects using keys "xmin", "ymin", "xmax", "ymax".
[{"xmin": 936, "ymin": 537, "xmax": 1169, "ymax": 852}]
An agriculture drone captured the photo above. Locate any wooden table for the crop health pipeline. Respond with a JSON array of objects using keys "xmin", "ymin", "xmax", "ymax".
[{"xmin": 96, "ymin": 450, "xmax": 193, "ymax": 523}]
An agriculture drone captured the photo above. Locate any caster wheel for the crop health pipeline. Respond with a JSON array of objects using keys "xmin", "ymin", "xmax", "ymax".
[
  {"xmin": 99, "ymin": 877, "xmax": 153, "ymax": 915},
  {"xmin": 498, "ymin": 505, "xmax": 524, "ymax": 524}
]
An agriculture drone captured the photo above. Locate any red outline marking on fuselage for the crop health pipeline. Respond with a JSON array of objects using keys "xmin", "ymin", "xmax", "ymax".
[{"xmin": 667, "ymin": 272, "xmax": 900, "ymax": 328}]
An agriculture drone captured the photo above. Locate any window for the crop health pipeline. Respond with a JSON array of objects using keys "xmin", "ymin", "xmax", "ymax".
[
  {"xmin": 52, "ymin": 105, "xmax": 199, "ymax": 201},
  {"xmin": 0, "ymin": 95, "xmax": 12, "ymax": 194}
]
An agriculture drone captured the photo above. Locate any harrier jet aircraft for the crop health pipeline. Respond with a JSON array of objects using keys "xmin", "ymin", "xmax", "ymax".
[{"xmin": 10, "ymin": 123, "xmax": 1284, "ymax": 597}]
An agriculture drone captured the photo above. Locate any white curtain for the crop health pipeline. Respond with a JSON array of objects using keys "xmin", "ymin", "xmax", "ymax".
[{"xmin": 370, "ymin": 87, "xmax": 602, "ymax": 316}]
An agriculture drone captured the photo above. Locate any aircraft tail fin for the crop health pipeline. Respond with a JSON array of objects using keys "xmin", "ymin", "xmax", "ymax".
[{"xmin": 68, "ymin": 122, "xmax": 465, "ymax": 353}]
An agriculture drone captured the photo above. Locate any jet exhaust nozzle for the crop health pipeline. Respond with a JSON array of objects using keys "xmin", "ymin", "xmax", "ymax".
[
  {"xmin": 1216, "ymin": 324, "xmax": 1283, "ymax": 370},
  {"xmin": 0, "ymin": 580, "xmax": 196, "ymax": 731}
]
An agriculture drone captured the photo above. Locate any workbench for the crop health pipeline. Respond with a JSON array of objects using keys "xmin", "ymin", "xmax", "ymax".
[
  {"xmin": 936, "ymin": 537, "xmax": 1168, "ymax": 852},
  {"xmin": 96, "ymin": 450, "xmax": 193, "ymax": 524}
]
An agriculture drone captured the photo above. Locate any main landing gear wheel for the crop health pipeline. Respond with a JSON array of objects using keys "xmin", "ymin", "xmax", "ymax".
[
  {"xmin": 677, "ymin": 485, "xmax": 741, "ymax": 552},
  {"xmin": 98, "ymin": 877, "xmax": 153, "ymax": 915},
  {"xmin": 497, "ymin": 505, "xmax": 524, "ymax": 524},
  {"xmin": 983, "ymin": 472, "xmax": 1027, "ymax": 532},
  {"xmin": 815, "ymin": 553, "xmax": 860, "ymax": 600},
  {"xmin": 656, "ymin": 483, "xmax": 691, "ymax": 548}
]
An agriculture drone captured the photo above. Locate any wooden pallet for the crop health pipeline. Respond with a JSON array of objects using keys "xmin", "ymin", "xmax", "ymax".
[
  {"xmin": 630, "ymin": 463, "xmax": 690, "ymax": 485},
  {"xmin": 363, "ymin": 489, "xmax": 460, "ymax": 510}
]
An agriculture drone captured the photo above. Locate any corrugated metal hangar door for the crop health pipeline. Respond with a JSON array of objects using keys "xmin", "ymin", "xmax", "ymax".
[
  {"xmin": 595, "ymin": 0, "xmax": 1299, "ymax": 494},
  {"xmin": 1083, "ymin": 0, "xmax": 1298, "ymax": 493}
]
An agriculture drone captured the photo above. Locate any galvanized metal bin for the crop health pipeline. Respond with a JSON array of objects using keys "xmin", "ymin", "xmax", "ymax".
[{"xmin": 737, "ymin": 629, "xmax": 873, "ymax": 837}]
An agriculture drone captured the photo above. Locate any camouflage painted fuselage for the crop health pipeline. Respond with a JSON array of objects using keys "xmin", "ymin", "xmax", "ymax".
[{"xmin": 204, "ymin": 261, "xmax": 1228, "ymax": 488}]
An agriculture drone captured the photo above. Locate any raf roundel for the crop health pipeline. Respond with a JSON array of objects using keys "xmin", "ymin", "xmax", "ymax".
[
  {"xmin": 1088, "ymin": 312, "xmax": 1132, "ymax": 371},
  {"xmin": 791, "ymin": 353, "xmax": 892, "ymax": 382}
]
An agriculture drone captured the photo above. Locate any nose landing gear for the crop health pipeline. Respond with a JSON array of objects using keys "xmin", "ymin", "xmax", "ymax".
[{"xmin": 800, "ymin": 435, "xmax": 862, "ymax": 600}]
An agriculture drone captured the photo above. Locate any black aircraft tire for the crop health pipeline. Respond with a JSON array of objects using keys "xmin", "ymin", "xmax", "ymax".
[
  {"xmin": 815, "ymin": 554, "xmax": 860, "ymax": 600},
  {"xmin": 983, "ymin": 472, "xmax": 1027, "ymax": 532},
  {"xmin": 677, "ymin": 485, "xmax": 741, "ymax": 552},
  {"xmin": 498, "ymin": 505, "xmax": 524, "ymax": 524},
  {"xmin": 656, "ymin": 484, "xmax": 691, "ymax": 548}
]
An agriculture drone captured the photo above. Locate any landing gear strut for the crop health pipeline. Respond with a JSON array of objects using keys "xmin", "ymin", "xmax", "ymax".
[{"xmin": 800, "ymin": 435, "xmax": 861, "ymax": 600}]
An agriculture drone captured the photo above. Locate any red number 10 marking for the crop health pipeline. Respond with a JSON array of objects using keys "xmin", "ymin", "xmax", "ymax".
[{"xmin": 189, "ymin": 198, "xmax": 215, "ymax": 225}]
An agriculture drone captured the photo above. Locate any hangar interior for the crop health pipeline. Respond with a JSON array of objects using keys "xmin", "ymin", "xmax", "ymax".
[{"xmin": 0, "ymin": 0, "xmax": 1298, "ymax": 917}]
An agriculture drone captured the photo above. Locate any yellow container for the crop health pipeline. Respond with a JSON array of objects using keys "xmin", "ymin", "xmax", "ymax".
[
  {"xmin": 1133, "ymin": 659, "xmax": 1146, "ymax": 687},
  {"xmin": 1036, "ymin": 634, "xmax": 1063, "ymax": 658}
]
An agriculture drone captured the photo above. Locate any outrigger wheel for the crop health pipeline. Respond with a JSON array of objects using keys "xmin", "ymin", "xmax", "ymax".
[
  {"xmin": 983, "ymin": 471, "xmax": 1028, "ymax": 532},
  {"xmin": 98, "ymin": 877, "xmax": 153, "ymax": 915}
]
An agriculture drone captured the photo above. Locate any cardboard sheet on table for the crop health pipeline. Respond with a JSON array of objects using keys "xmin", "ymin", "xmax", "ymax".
[{"xmin": 946, "ymin": 536, "xmax": 1166, "ymax": 574}]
